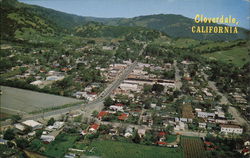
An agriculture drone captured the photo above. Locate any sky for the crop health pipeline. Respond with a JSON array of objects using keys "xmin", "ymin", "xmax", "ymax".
[{"xmin": 19, "ymin": 0, "xmax": 250, "ymax": 29}]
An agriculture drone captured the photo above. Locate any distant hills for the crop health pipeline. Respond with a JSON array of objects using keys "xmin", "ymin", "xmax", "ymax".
[
  {"xmin": 97, "ymin": 14, "xmax": 249, "ymax": 41},
  {"xmin": 1, "ymin": 0, "xmax": 249, "ymax": 41}
]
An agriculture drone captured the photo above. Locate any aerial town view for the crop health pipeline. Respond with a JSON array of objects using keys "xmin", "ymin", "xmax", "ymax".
[{"xmin": 0, "ymin": 0, "xmax": 250, "ymax": 158}]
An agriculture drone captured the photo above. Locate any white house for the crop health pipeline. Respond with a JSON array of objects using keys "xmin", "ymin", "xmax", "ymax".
[
  {"xmin": 174, "ymin": 122, "xmax": 185, "ymax": 131},
  {"xmin": 137, "ymin": 129, "xmax": 146, "ymax": 138},
  {"xmin": 124, "ymin": 127, "xmax": 133, "ymax": 138},
  {"xmin": 244, "ymin": 140, "xmax": 250, "ymax": 146},
  {"xmin": 119, "ymin": 83, "xmax": 139, "ymax": 92},
  {"xmin": 197, "ymin": 112, "xmax": 215, "ymax": 118},
  {"xmin": 14, "ymin": 123, "xmax": 26, "ymax": 132},
  {"xmin": 199, "ymin": 123, "xmax": 206, "ymax": 129},
  {"xmin": 109, "ymin": 105, "xmax": 124, "ymax": 111},
  {"xmin": 41, "ymin": 135, "xmax": 55, "ymax": 143},
  {"xmin": 220, "ymin": 124, "xmax": 243, "ymax": 134},
  {"xmin": 22, "ymin": 120, "xmax": 43, "ymax": 130}
]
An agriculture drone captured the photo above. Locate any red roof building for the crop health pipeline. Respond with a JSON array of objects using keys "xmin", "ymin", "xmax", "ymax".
[
  {"xmin": 158, "ymin": 132, "xmax": 167, "ymax": 137},
  {"xmin": 115, "ymin": 103, "xmax": 124, "ymax": 106},
  {"xmin": 97, "ymin": 111, "xmax": 109, "ymax": 120},
  {"xmin": 204, "ymin": 141, "xmax": 213, "ymax": 146},
  {"xmin": 156, "ymin": 141, "xmax": 167, "ymax": 146},
  {"xmin": 118, "ymin": 113, "xmax": 129, "ymax": 120},
  {"xmin": 89, "ymin": 124, "xmax": 100, "ymax": 132}
]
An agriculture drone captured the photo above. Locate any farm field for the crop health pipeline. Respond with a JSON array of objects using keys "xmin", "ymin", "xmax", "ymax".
[
  {"xmin": 89, "ymin": 140, "xmax": 183, "ymax": 158},
  {"xmin": 181, "ymin": 136, "xmax": 207, "ymax": 158},
  {"xmin": 203, "ymin": 46, "xmax": 250, "ymax": 67},
  {"xmin": 0, "ymin": 86, "xmax": 80, "ymax": 114}
]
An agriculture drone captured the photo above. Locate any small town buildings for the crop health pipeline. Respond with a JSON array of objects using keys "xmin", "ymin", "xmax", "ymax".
[
  {"xmin": 89, "ymin": 124, "xmax": 100, "ymax": 133},
  {"xmin": 220, "ymin": 124, "xmax": 243, "ymax": 134},
  {"xmin": 40, "ymin": 135, "xmax": 55, "ymax": 143},
  {"xmin": 156, "ymin": 141, "xmax": 167, "ymax": 146},
  {"xmin": 118, "ymin": 113, "xmax": 129, "ymax": 121},
  {"xmin": 97, "ymin": 111, "xmax": 109, "ymax": 120},
  {"xmin": 197, "ymin": 112, "xmax": 215, "ymax": 118},
  {"xmin": 109, "ymin": 105, "xmax": 124, "ymax": 112},
  {"xmin": 124, "ymin": 127, "xmax": 133, "ymax": 138},
  {"xmin": 199, "ymin": 123, "xmax": 206, "ymax": 129},
  {"xmin": 0, "ymin": 138, "xmax": 8, "ymax": 145},
  {"xmin": 22, "ymin": 120, "xmax": 43, "ymax": 130},
  {"xmin": 14, "ymin": 123, "xmax": 26, "ymax": 132},
  {"xmin": 119, "ymin": 83, "xmax": 139, "ymax": 92},
  {"xmin": 244, "ymin": 140, "xmax": 250, "ymax": 146},
  {"xmin": 137, "ymin": 129, "xmax": 146, "ymax": 138},
  {"xmin": 174, "ymin": 121, "xmax": 185, "ymax": 131},
  {"xmin": 81, "ymin": 130, "xmax": 87, "ymax": 136}
]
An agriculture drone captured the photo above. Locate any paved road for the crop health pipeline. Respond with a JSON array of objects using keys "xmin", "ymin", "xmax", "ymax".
[
  {"xmin": 228, "ymin": 106, "xmax": 250, "ymax": 132},
  {"xmin": 174, "ymin": 60, "xmax": 182, "ymax": 90},
  {"xmin": 202, "ymin": 72, "xmax": 230, "ymax": 105}
]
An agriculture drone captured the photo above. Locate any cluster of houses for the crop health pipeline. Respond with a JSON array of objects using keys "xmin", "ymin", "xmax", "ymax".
[
  {"xmin": 13, "ymin": 119, "xmax": 64, "ymax": 143},
  {"xmin": 73, "ymin": 83, "xmax": 102, "ymax": 101},
  {"xmin": 30, "ymin": 70, "xmax": 66, "ymax": 88},
  {"xmin": 229, "ymin": 92, "xmax": 248, "ymax": 105},
  {"xmin": 96, "ymin": 103, "xmax": 131, "ymax": 122}
]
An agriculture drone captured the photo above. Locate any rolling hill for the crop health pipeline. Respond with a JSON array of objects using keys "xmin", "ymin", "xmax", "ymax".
[
  {"xmin": 1, "ymin": 0, "xmax": 249, "ymax": 41},
  {"xmin": 97, "ymin": 14, "xmax": 249, "ymax": 41}
]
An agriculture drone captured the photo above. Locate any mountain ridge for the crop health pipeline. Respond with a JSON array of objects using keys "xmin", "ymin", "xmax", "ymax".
[{"xmin": 1, "ymin": 0, "xmax": 249, "ymax": 41}]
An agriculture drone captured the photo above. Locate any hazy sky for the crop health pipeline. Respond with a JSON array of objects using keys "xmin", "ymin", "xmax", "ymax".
[{"xmin": 19, "ymin": 0, "xmax": 250, "ymax": 29}]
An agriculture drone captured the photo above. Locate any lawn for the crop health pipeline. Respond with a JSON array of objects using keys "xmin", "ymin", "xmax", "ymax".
[
  {"xmin": 42, "ymin": 133, "xmax": 78, "ymax": 158},
  {"xmin": 89, "ymin": 140, "xmax": 183, "ymax": 158},
  {"xmin": 203, "ymin": 46, "xmax": 250, "ymax": 67},
  {"xmin": 167, "ymin": 135, "xmax": 177, "ymax": 143}
]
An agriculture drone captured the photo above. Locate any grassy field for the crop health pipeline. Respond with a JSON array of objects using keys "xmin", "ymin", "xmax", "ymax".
[
  {"xmin": 203, "ymin": 46, "xmax": 250, "ymax": 67},
  {"xmin": 89, "ymin": 140, "xmax": 183, "ymax": 158},
  {"xmin": 42, "ymin": 133, "xmax": 78, "ymax": 158},
  {"xmin": 171, "ymin": 38, "xmax": 201, "ymax": 48},
  {"xmin": 167, "ymin": 135, "xmax": 177, "ymax": 143},
  {"xmin": 194, "ymin": 40, "xmax": 243, "ymax": 51},
  {"xmin": 0, "ymin": 86, "xmax": 80, "ymax": 114}
]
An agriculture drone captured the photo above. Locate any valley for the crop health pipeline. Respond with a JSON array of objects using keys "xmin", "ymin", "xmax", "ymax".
[{"xmin": 0, "ymin": 0, "xmax": 249, "ymax": 158}]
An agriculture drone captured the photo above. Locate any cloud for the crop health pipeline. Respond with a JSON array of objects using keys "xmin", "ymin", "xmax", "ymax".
[
  {"xmin": 244, "ymin": 0, "xmax": 250, "ymax": 2},
  {"xmin": 247, "ymin": 16, "xmax": 250, "ymax": 19}
]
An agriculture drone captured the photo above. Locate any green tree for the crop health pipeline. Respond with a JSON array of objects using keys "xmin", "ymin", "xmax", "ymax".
[
  {"xmin": 152, "ymin": 84, "xmax": 164, "ymax": 93},
  {"xmin": 143, "ymin": 84, "xmax": 152, "ymax": 94},
  {"xmin": 104, "ymin": 96, "xmax": 114, "ymax": 107},
  {"xmin": 133, "ymin": 131, "xmax": 141, "ymax": 144},
  {"xmin": 92, "ymin": 110, "xmax": 99, "ymax": 117},
  {"xmin": 47, "ymin": 117, "xmax": 55, "ymax": 126},
  {"xmin": 3, "ymin": 129, "xmax": 15, "ymax": 140},
  {"xmin": 16, "ymin": 138, "xmax": 29, "ymax": 149},
  {"xmin": 11, "ymin": 115, "xmax": 21, "ymax": 124},
  {"xmin": 35, "ymin": 130, "xmax": 43, "ymax": 138}
]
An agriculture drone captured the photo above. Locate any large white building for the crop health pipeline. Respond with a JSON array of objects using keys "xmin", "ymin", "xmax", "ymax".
[
  {"xmin": 22, "ymin": 120, "xmax": 43, "ymax": 130},
  {"xmin": 119, "ymin": 83, "xmax": 139, "ymax": 92},
  {"xmin": 197, "ymin": 112, "xmax": 215, "ymax": 118},
  {"xmin": 220, "ymin": 124, "xmax": 243, "ymax": 134}
]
